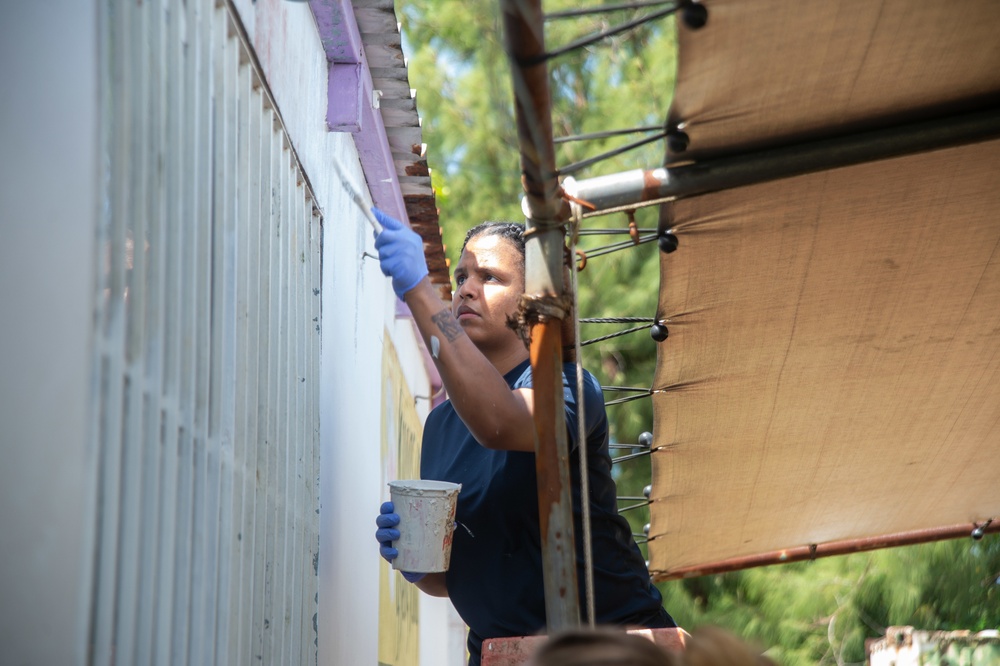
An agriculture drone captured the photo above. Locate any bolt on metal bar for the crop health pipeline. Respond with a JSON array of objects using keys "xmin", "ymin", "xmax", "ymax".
[
  {"xmin": 531, "ymin": 3, "xmax": 681, "ymax": 64},
  {"xmin": 565, "ymin": 107, "xmax": 1000, "ymax": 215},
  {"xmin": 555, "ymin": 125, "xmax": 664, "ymax": 144},
  {"xmin": 501, "ymin": 0, "xmax": 582, "ymax": 631}
]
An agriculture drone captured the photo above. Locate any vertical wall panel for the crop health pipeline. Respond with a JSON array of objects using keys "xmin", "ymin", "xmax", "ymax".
[
  {"xmin": 211, "ymin": 12, "xmax": 238, "ymax": 664},
  {"xmin": 190, "ymin": 1, "xmax": 214, "ymax": 659},
  {"xmin": 90, "ymin": 2, "xmax": 322, "ymax": 664}
]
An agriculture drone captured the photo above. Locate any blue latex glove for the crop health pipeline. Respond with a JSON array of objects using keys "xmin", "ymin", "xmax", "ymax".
[
  {"xmin": 375, "ymin": 501, "xmax": 426, "ymax": 583},
  {"xmin": 372, "ymin": 208, "xmax": 428, "ymax": 300}
]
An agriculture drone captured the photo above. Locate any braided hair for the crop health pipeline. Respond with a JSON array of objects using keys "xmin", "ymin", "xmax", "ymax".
[{"xmin": 460, "ymin": 221, "xmax": 525, "ymax": 263}]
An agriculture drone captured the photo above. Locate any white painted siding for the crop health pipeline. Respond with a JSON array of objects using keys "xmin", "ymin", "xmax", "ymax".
[
  {"xmin": 2, "ymin": 1, "xmax": 461, "ymax": 664},
  {"xmin": 88, "ymin": 2, "xmax": 320, "ymax": 664}
]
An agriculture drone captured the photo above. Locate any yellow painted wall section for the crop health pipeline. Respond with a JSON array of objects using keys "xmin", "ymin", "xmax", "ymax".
[{"xmin": 378, "ymin": 334, "xmax": 423, "ymax": 666}]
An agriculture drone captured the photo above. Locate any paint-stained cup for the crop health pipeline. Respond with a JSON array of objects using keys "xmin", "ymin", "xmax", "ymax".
[{"xmin": 388, "ymin": 479, "xmax": 462, "ymax": 573}]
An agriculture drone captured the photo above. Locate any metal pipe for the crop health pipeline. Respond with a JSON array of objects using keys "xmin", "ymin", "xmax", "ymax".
[
  {"xmin": 564, "ymin": 107, "xmax": 1000, "ymax": 217},
  {"xmin": 655, "ymin": 519, "xmax": 1000, "ymax": 581},
  {"xmin": 500, "ymin": 0, "xmax": 581, "ymax": 630}
]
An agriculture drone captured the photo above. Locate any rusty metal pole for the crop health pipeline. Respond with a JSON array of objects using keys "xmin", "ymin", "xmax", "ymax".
[
  {"xmin": 657, "ymin": 519, "xmax": 1000, "ymax": 580},
  {"xmin": 499, "ymin": 0, "xmax": 581, "ymax": 630}
]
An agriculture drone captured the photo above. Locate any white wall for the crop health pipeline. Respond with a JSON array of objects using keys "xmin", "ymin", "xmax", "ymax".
[
  {"xmin": 224, "ymin": 3, "xmax": 387, "ymax": 664},
  {"xmin": 227, "ymin": 2, "xmax": 459, "ymax": 664},
  {"xmin": 0, "ymin": 1, "xmax": 459, "ymax": 663},
  {"xmin": 0, "ymin": 2, "xmax": 99, "ymax": 665}
]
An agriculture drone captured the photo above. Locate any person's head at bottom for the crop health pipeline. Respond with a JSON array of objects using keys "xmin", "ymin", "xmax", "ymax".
[
  {"xmin": 526, "ymin": 628, "xmax": 678, "ymax": 666},
  {"xmin": 682, "ymin": 626, "xmax": 777, "ymax": 666},
  {"xmin": 526, "ymin": 626, "xmax": 777, "ymax": 666}
]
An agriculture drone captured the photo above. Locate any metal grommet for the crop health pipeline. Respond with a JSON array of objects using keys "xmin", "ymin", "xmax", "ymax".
[
  {"xmin": 658, "ymin": 232, "xmax": 679, "ymax": 254},
  {"xmin": 667, "ymin": 129, "xmax": 690, "ymax": 153},
  {"xmin": 681, "ymin": 1, "xmax": 708, "ymax": 29}
]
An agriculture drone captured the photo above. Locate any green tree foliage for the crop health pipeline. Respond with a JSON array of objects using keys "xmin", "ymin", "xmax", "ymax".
[
  {"xmin": 660, "ymin": 537, "xmax": 1000, "ymax": 665},
  {"xmin": 397, "ymin": 1, "xmax": 1000, "ymax": 663},
  {"xmin": 400, "ymin": 0, "xmax": 676, "ymax": 506}
]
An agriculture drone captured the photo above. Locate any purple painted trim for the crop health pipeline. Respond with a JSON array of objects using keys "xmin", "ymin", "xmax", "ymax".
[
  {"xmin": 327, "ymin": 63, "xmax": 362, "ymax": 132},
  {"xmin": 308, "ymin": 0, "xmax": 362, "ymax": 63},
  {"xmin": 353, "ymin": 89, "xmax": 408, "ymax": 222},
  {"xmin": 309, "ymin": 0, "xmax": 437, "ymax": 408},
  {"xmin": 311, "ymin": 0, "xmax": 409, "ymax": 223}
]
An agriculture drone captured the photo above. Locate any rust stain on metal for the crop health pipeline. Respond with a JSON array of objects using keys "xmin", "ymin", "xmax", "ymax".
[
  {"xmin": 642, "ymin": 169, "xmax": 663, "ymax": 201},
  {"xmin": 531, "ymin": 322, "xmax": 565, "ymax": 544},
  {"xmin": 507, "ymin": 293, "xmax": 573, "ymax": 350}
]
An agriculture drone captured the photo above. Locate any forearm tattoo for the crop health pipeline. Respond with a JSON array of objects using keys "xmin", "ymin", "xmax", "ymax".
[{"xmin": 431, "ymin": 308, "xmax": 463, "ymax": 343}]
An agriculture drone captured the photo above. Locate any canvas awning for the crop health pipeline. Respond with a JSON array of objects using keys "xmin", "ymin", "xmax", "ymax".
[{"xmin": 646, "ymin": 0, "xmax": 1000, "ymax": 580}]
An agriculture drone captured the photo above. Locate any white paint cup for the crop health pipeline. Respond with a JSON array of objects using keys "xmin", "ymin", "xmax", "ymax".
[{"xmin": 388, "ymin": 479, "xmax": 462, "ymax": 573}]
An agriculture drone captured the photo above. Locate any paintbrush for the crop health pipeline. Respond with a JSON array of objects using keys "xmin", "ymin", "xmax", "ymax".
[{"xmin": 333, "ymin": 160, "xmax": 383, "ymax": 234}]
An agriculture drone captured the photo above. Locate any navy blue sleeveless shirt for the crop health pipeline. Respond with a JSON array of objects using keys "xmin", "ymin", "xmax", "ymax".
[{"xmin": 420, "ymin": 359, "xmax": 674, "ymax": 665}]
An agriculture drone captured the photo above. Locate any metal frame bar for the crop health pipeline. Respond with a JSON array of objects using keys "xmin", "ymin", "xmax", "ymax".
[
  {"xmin": 654, "ymin": 520, "xmax": 1000, "ymax": 581},
  {"xmin": 500, "ymin": 0, "xmax": 581, "ymax": 631},
  {"xmin": 565, "ymin": 107, "xmax": 1000, "ymax": 217}
]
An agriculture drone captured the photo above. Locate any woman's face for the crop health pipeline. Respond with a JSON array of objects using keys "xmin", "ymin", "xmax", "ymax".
[{"xmin": 451, "ymin": 233, "xmax": 525, "ymax": 352}]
